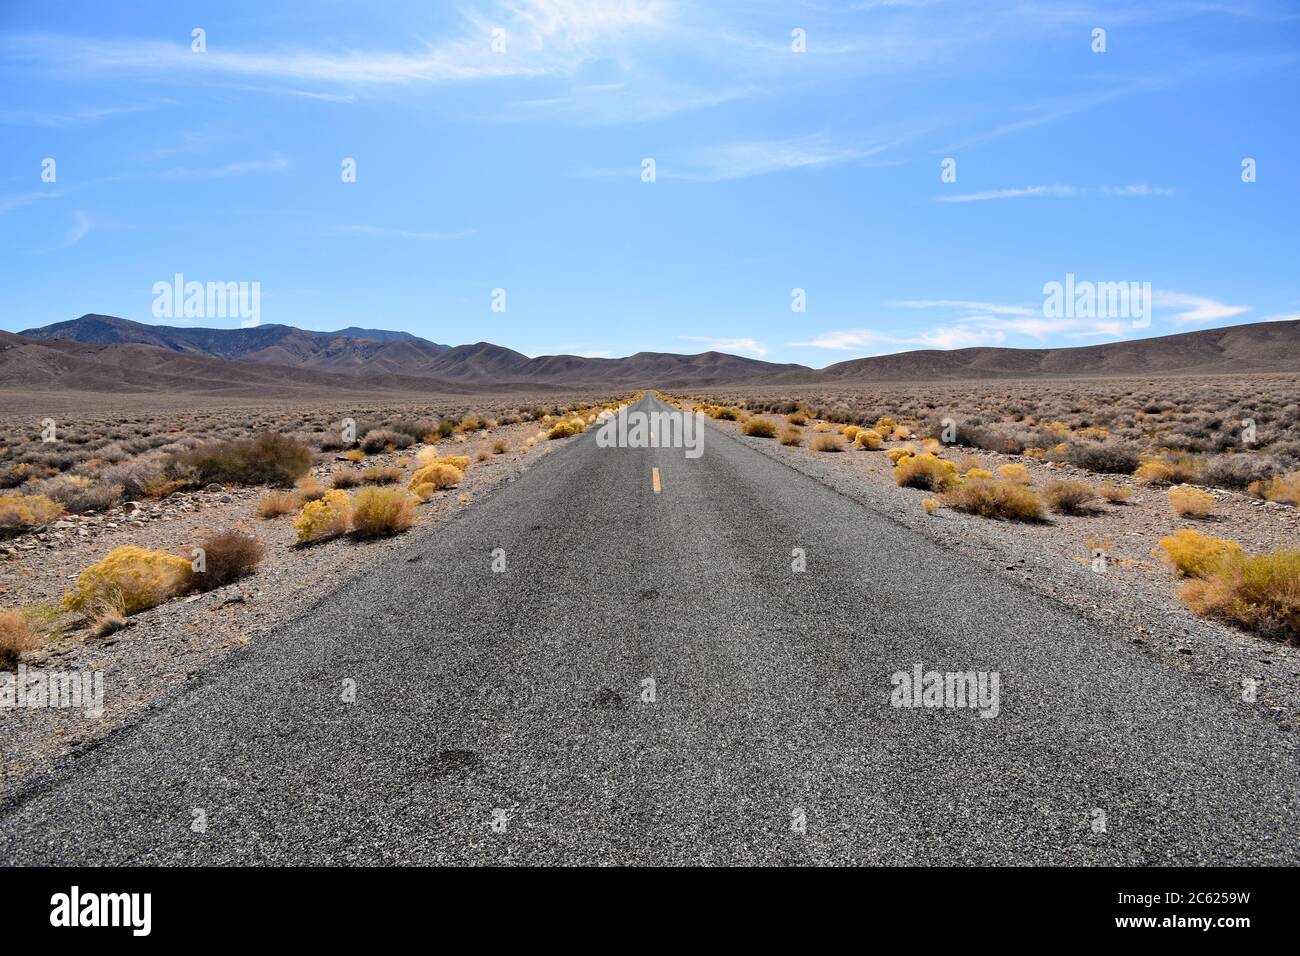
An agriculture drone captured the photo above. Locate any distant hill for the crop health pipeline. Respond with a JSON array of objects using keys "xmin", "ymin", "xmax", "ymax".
[
  {"xmin": 816, "ymin": 319, "xmax": 1300, "ymax": 381},
  {"xmin": 11, "ymin": 314, "xmax": 1300, "ymax": 394}
]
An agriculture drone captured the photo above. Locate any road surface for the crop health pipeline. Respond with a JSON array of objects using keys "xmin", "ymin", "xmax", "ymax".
[{"xmin": 2, "ymin": 392, "xmax": 1297, "ymax": 864}]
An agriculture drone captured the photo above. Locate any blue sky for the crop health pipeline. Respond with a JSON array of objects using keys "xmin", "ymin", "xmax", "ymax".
[{"xmin": 1, "ymin": 0, "xmax": 1297, "ymax": 366}]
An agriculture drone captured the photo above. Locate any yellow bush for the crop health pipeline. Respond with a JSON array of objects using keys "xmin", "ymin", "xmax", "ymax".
[
  {"xmin": 965, "ymin": 468, "xmax": 994, "ymax": 480},
  {"xmin": 1181, "ymin": 549, "xmax": 1300, "ymax": 640},
  {"xmin": 942, "ymin": 478, "xmax": 1045, "ymax": 521},
  {"xmin": 874, "ymin": 417, "xmax": 896, "ymax": 437},
  {"xmin": 1168, "ymin": 486, "xmax": 1215, "ymax": 518},
  {"xmin": 742, "ymin": 418, "xmax": 778, "ymax": 438},
  {"xmin": 997, "ymin": 463, "xmax": 1030, "ymax": 483},
  {"xmin": 408, "ymin": 462, "xmax": 463, "ymax": 498},
  {"xmin": 885, "ymin": 448, "xmax": 912, "ymax": 465},
  {"xmin": 342, "ymin": 449, "xmax": 366, "ymax": 463},
  {"xmin": 779, "ymin": 427, "xmax": 802, "ymax": 446},
  {"xmin": 811, "ymin": 433, "xmax": 844, "ymax": 452},
  {"xmin": 841, "ymin": 425, "xmax": 861, "ymax": 442},
  {"xmin": 293, "ymin": 490, "xmax": 352, "ymax": 544},
  {"xmin": 64, "ymin": 545, "xmax": 194, "ymax": 615},
  {"xmin": 1098, "ymin": 481, "xmax": 1131, "ymax": 503},
  {"xmin": 922, "ymin": 498, "xmax": 940, "ymax": 515},
  {"xmin": 0, "ymin": 493, "xmax": 65, "ymax": 533},
  {"xmin": 415, "ymin": 447, "xmax": 470, "ymax": 471},
  {"xmin": 812, "ymin": 422, "xmax": 830, "ymax": 433},
  {"xmin": 855, "ymin": 429, "xmax": 882, "ymax": 450},
  {"xmin": 1155, "ymin": 529, "xmax": 1242, "ymax": 578},
  {"xmin": 894, "ymin": 453, "xmax": 958, "ymax": 491},
  {"xmin": 351, "ymin": 486, "xmax": 417, "ymax": 538},
  {"xmin": 547, "ymin": 421, "xmax": 577, "ymax": 440},
  {"xmin": 1137, "ymin": 455, "xmax": 1201, "ymax": 486}
]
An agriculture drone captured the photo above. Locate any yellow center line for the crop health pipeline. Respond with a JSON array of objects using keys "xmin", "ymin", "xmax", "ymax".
[{"xmin": 652, "ymin": 466, "xmax": 662, "ymax": 494}]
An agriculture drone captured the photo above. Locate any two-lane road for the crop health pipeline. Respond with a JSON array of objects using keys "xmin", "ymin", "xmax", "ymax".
[{"xmin": 2, "ymin": 392, "xmax": 1296, "ymax": 864}]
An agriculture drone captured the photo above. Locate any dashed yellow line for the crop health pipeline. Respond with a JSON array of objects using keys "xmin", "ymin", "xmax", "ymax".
[{"xmin": 652, "ymin": 466, "xmax": 662, "ymax": 494}]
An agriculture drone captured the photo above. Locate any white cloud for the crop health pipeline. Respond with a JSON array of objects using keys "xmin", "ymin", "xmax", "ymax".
[
  {"xmin": 1153, "ymin": 291, "xmax": 1250, "ymax": 324},
  {"xmin": 936, "ymin": 184, "xmax": 1078, "ymax": 202},
  {"xmin": 1100, "ymin": 183, "xmax": 1175, "ymax": 197},
  {"xmin": 790, "ymin": 326, "xmax": 1004, "ymax": 352},
  {"xmin": 668, "ymin": 135, "xmax": 889, "ymax": 182},
  {"xmin": 892, "ymin": 298, "xmax": 1038, "ymax": 317},
  {"xmin": 679, "ymin": 335, "xmax": 768, "ymax": 357}
]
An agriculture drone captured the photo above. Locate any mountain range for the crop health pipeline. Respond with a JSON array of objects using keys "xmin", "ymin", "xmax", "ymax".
[{"xmin": 5, "ymin": 313, "xmax": 1299, "ymax": 398}]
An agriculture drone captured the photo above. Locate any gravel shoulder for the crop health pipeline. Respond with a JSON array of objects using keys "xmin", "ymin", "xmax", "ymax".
[{"xmin": 1, "ymin": 418, "xmax": 566, "ymax": 796}]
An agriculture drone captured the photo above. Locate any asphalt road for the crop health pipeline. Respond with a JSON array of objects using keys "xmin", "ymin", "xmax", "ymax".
[{"xmin": 2, "ymin": 392, "xmax": 1297, "ymax": 864}]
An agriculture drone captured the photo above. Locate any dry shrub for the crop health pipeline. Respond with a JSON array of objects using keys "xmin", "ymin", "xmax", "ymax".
[
  {"xmin": 997, "ymin": 463, "xmax": 1030, "ymax": 483},
  {"xmin": 742, "ymin": 418, "xmax": 777, "ymax": 438},
  {"xmin": 1066, "ymin": 441, "xmax": 1140, "ymax": 475},
  {"xmin": 813, "ymin": 422, "xmax": 831, "ymax": 433},
  {"xmin": 351, "ymin": 486, "xmax": 417, "ymax": 538},
  {"xmin": 27, "ymin": 474, "xmax": 122, "ymax": 513},
  {"xmin": 360, "ymin": 466, "xmax": 402, "ymax": 485},
  {"xmin": 174, "ymin": 432, "xmax": 312, "ymax": 487},
  {"xmin": 841, "ymin": 425, "xmax": 861, "ymax": 442},
  {"xmin": 342, "ymin": 449, "xmax": 366, "ymax": 464},
  {"xmin": 922, "ymin": 498, "xmax": 940, "ymax": 515},
  {"xmin": 885, "ymin": 447, "xmax": 913, "ymax": 464},
  {"xmin": 1155, "ymin": 529, "xmax": 1242, "ymax": 578},
  {"xmin": 1169, "ymin": 486, "xmax": 1215, "ymax": 518},
  {"xmin": 894, "ymin": 453, "xmax": 956, "ymax": 490},
  {"xmin": 257, "ymin": 490, "xmax": 298, "ymax": 519},
  {"xmin": 0, "ymin": 493, "xmax": 64, "ymax": 535},
  {"xmin": 1180, "ymin": 550, "xmax": 1300, "ymax": 641},
  {"xmin": 0, "ymin": 609, "xmax": 41, "ymax": 666},
  {"xmin": 1136, "ymin": 455, "xmax": 1202, "ymax": 486},
  {"xmin": 492, "ymin": 439, "xmax": 509, "ymax": 455},
  {"xmin": 1248, "ymin": 472, "xmax": 1300, "ymax": 506},
  {"xmin": 193, "ymin": 530, "xmax": 264, "ymax": 590},
  {"xmin": 942, "ymin": 478, "xmax": 1045, "ymax": 522},
  {"xmin": 811, "ymin": 433, "xmax": 844, "ymax": 453},
  {"xmin": 855, "ymin": 429, "xmax": 882, "ymax": 450},
  {"xmin": 787, "ymin": 413, "xmax": 808, "ymax": 426},
  {"xmin": 293, "ymin": 490, "xmax": 352, "ymax": 544},
  {"xmin": 875, "ymin": 417, "xmax": 897, "ymax": 438},
  {"xmin": 965, "ymin": 468, "xmax": 994, "ymax": 480},
  {"xmin": 64, "ymin": 545, "xmax": 194, "ymax": 615},
  {"xmin": 294, "ymin": 476, "xmax": 328, "ymax": 502},
  {"xmin": 409, "ymin": 463, "xmax": 463, "ymax": 499},
  {"xmin": 1098, "ymin": 481, "xmax": 1131, "ymax": 503},
  {"xmin": 360, "ymin": 429, "xmax": 413, "ymax": 453},
  {"xmin": 331, "ymin": 468, "xmax": 362, "ymax": 489},
  {"xmin": 1044, "ymin": 479, "xmax": 1097, "ymax": 514},
  {"xmin": 779, "ymin": 427, "xmax": 802, "ymax": 446}
]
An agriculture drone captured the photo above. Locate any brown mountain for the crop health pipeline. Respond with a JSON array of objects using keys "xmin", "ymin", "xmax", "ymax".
[
  {"xmin": 9, "ymin": 314, "xmax": 1300, "ymax": 395},
  {"xmin": 816, "ymin": 319, "xmax": 1300, "ymax": 381}
]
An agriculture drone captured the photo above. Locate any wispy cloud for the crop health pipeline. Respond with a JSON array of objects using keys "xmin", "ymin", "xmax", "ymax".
[
  {"xmin": 323, "ymin": 224, "xmax": 476, "ymax": 241},
  {"xmin": 679, "ymin": 335, "xmax": 768, "ymax": 357},
  {"xmin": 668, "ymin": 135, "xmax": 891, "ymax": 182},
  {"xmin": 0, "ymin": 189, "xmax": 63, "ymax": 216},
  {"xmin": 936, "ymin": 183, "xmax": 1174, "ymax": 202},
  {"xmin": 791, "ymin": 326, "xmax": 1005, "ymax": 352},
  {"xmin": 1154, "ymin": 291, "xmax": 1250, "ymax": 324}
]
